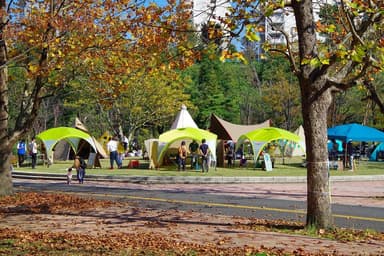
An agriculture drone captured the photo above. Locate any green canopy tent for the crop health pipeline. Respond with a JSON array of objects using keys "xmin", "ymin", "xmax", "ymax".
[
  {"xmin": 36, "ymin": 127, "xmax": 98, "ymax": 162},
  {"xmin": 236, "ymin": 127, "xmax": 301, "ymax": 167},
  {"xmin": 156, "ymin": 127, "xmax": 217, "ymax": 167}
]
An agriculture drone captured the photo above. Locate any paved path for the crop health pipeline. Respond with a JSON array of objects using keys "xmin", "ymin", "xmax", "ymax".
[
  {"xmin": 12, "ymin": 172, "xmax": 384, "ymax": 208},
  {"xmin": 10, "ymin": 174, "xmax": 384, "ymax": 255},
  {"xmin": 56, "ymin": 179, "xmax": 382, "ymax": 208}
]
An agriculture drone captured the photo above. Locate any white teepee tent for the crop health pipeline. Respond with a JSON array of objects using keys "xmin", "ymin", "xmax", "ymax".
[
  {"xmin": 285, "ymin": 125, "xmax": 306, "ymax": 157},
  {"xmin": 170, "ymin": 104, "xmax": 198, "ymax": 129},
  {"xmin": 272, "ymin": 125, "xmax": 306, "ymax": 158}
]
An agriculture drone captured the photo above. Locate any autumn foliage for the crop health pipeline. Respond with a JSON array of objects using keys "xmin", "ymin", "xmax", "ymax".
[
  {"xmin": 5, "ymin": 0, "xmax": 197, "ymax": 111},
  {"xmin": 0, "ymin": 192, "xmax": 383, "ymax": 255}
]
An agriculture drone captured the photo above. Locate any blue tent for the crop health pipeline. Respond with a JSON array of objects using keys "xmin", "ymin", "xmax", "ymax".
[
  {"xmin": 369, "ymin": 143, "xmax": 384, "ymax": 161},
  {"xmin": 327, "ymin": 139, "xmax": 343, "ymax": 152},
  {"xmin": 328, "ymin": 123, "xmax": 384, "ymax": 142}
]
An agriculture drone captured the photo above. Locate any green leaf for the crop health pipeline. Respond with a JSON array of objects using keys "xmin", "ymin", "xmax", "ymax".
[
  {"xmin": 245, "ymin": 25, "xmax": 260, "ymax": 42},
  {"xmin": 309, "ymin": 58, "xmax": 321, "ymax": 67},
  {"xmin": 320, "ymin": 57, "xmax": 330, "ymax": 65},
  {"xmin": 326, "ymin": 24, "xmax": 336, "ymax": 33},
  {"xmin": 265, "ymin": 7, "xmax": 274, "ymax": 17}
]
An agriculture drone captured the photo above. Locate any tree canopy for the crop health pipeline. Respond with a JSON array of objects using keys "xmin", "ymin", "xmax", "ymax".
[{"xmin": 0, "ymin": 0, "xmax": 197, "ymax": 195}]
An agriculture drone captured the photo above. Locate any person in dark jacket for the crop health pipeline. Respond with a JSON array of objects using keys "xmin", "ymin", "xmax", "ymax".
[{"xmin": 199, "ymin": 139, "xmax": 210, "ymax": 172}]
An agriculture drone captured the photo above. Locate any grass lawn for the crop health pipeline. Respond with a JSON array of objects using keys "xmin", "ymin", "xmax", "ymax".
[{"xmin": 13, "ymin": 156, "xmax": 384, "ymax": 177}]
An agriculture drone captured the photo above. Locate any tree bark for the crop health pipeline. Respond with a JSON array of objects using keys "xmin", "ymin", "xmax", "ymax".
[
  {"xmin": 0, "ymin": 148, "xmax": 13, "ymax": 196},
  {"xmin": 301, "ymin": 78, "xmax": 333, "ymax": 228},
  {"xmin": 0, "ymin": 0, "xmax": 14, "ymax": 196},
  {"xmin": 292, "ymin": 0, "xmax": 333, "ymax": 228}
]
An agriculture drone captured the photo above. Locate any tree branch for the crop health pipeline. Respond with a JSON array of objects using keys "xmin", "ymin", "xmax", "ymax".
[
  {"xmin": 363, "ymin": 80, "xmax": 384, "ymax": 113},
  {"xmin": 266, "ymin": 16, "xmax": 299, "ymax": 74}
]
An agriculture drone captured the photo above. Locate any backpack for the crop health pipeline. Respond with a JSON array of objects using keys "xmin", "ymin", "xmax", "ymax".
[{"xmin": 79, "ymin": 158, "xmax": 87, "ymax": 169}]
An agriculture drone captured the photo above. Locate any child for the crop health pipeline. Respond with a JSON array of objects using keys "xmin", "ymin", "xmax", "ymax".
[{"xmin": 66, "ymin": 167, "xmax": 73, "ymax": 185}]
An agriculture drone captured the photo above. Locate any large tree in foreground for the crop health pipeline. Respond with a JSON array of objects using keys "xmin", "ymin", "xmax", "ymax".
[
  {"xmin": 0, "ymin": 0, "xmax": 195, "ymax": 196},
  {"xmin": 225, "ymin": 0, "xmax": 384, "ymax": 228},
  {"xmin": 0, "ymin": 0, "xmax": 12, "ymax": 195}
]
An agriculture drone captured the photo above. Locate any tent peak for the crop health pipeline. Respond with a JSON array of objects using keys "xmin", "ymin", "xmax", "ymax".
[{"xmin": 170, "ymin": 104, "xmax": 198, "ymax": 129}]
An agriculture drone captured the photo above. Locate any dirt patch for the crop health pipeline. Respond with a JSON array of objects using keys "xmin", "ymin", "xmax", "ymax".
[{"xmin": 0, "ymin": 192, "xmax": 383, "ymax": 255}]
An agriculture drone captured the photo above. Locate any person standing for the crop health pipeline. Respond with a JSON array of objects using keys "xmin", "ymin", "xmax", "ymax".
[
  {"xmin": 123, "ymin": 135, "xmax": 129, "ymax": 153},
  {"xmin": 347, "ymin": 140, "xmax": 354, "ymax": 170},
  {"xmin": 29, "ymin": 137, "xmax": 38, "ymax": 169},
  {"xmin": 17, "ymin": 139, "xmax": 26, "ymax": 167},
  {"xmin": 78, "ymin": 156, "xmax": 87, "ymax": 183},
  {"xmin": 72, "ymin": 155, "xmax": 86, "ymax": 184},
  {"xmin": 188, "ymin": 140, "xmax": 199, "ymax": 169},
  {"xmin": 66, "ymin": 167, "xmax": 73, "ymax": 185},
  {"xmin": 107, "ymin": 136, "xmax": 122, "ymax": 169},
  {"xmin": 225, "ymin": 140, "xmax": 234, "ymax": 168},
  {"xmin": 199, "ymin": 138, "xmax": 210, "ymax": 173},
  {"xmin": 177, "ymin": 141, "xmax": 187, "ymax": 171}
]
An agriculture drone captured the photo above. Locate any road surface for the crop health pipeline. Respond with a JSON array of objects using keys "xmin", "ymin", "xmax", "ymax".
[{"xmin": 13, "ymin": 179, "xmax": 384, "ymax": 232}]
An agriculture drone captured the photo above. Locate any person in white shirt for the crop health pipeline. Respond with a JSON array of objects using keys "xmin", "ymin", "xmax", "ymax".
[
  {"xmin": 29, "ymin": 137, "xmax": 38, "ymax": 169},
  {"xmin": 107, "ymin": 136, "xmax": 122, "ymax": 169},
  {"xmin": 123, "ymin": 136, "xmax": 129, "ymax": 153}
]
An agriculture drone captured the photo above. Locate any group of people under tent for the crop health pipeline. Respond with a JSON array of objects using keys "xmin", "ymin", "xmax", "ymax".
[{"xmin": 177, "ymin": 139, "xmax": 210, "ymax": 172}]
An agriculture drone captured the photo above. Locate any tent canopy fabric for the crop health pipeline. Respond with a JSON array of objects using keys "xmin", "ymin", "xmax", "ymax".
[
  {"xmin": 37, "ymin": 127, "xmax": 98, "ymax": 159},
  {"xmin": 52, "ymin": 119, "xmax": 108, "ymax": 160},
  {"xmin": 237, "ymin": 127, "xmax": 301, "ymax": 163},
  {"xmin": 208, "ymin": 114, "xmax": 271, "ymax": 142},
  {"xmin": 170, "ymin": 104, "xmax": 198, "ymax": 129},
  {"xmin": 74, "ymin": 117, "xmax": 89, "ymax": 132},
  {"xmin": 276, "ymin": 125, "xmax": 306, "ymax": 157},
  {"xmin": 328, "ymin": 123, "xmax": 384, "ymax": 142},
  {"xmin": 75, "ymin": 118, "xmax": 108, "ymax": 158},
  {"xmin": 289, "ymin": 125, "xmax": 306, "ymax": 156},
  {"xmin": 369, "ymin": 143, "xmax": 384, "ymax": 161},
  {"xmin": 156, "ymin": 127, "xmax": 217, "ymax": 166}
]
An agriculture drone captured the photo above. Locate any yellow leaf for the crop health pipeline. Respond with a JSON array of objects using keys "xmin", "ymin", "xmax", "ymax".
[
  {"xmin": 29, "ymin": 64, "xmax": 39, "ymax": 73},
  {"xmin": 245, "ymin": 25, "xmax": 260, "ymax": 42}
]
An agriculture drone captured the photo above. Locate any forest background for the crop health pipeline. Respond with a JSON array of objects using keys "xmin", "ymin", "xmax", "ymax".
[{"xmin": 8, "ymin": 35, "xmax": 384, "ymax": 150}]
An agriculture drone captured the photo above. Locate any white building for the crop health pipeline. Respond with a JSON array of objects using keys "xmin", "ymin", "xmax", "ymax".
[
  {"xmin": 264, "ymin": 0, "xmax": 336, "ymax": 46},
  {"xmin": 192, "ymin": 0, "xmax": 230, "ymax": 30}
]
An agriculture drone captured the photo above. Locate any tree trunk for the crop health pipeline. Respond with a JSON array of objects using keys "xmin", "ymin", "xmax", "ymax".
[
  {"xmin": 0, "ymin": 149, "xmax": 13, "ymax": 196},
  {"xmin": 0, "ymin": 0, "xmax": 14, "ymax": 196},
  {"xmin": 0, "ymin": 58, "xmax": 13, "ymax": 194},
  {"xmin": 291, "ymin": 0, "xmax": 334, "ymax": 229},
  {"xmin": 301, "ymin": 77, "xmax": 333, "ymax": 229}
]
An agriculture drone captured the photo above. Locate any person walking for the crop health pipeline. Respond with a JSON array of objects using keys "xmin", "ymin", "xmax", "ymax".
[
  {"xmin": 177, "ymin": 141, "xmax": 187, "ymax": 171},
  {"xmin": 17, "ymin": 139, "xmax": 26, "ymax": 167},
  {"xmin": 29, "ymin": 137, "xmax": 38, "ymax": 169},
  {"xmin": 199, "ymin": 138, "xmax": 210, "ymax": 173},
  {"xmin": 73, "ymin": 155, "xmax": 86, "ymax": 184},
  {"xmin": 107, "ymin": 136, "xmax": 122, "ymax": 169}
]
